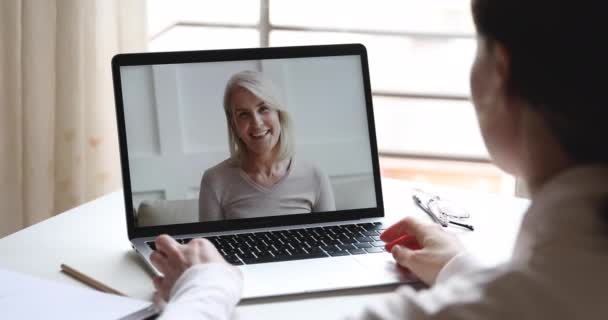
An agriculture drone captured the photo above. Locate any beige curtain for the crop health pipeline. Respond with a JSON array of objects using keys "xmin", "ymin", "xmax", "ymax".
[{"xmin": 0, "ymin": 0, "xmax": 146, "ymax": 237}]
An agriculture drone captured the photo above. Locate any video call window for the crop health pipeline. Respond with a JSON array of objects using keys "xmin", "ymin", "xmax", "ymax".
[{"xmin": 120, "ymin": 55, "xmax": 377, "ymax": 227}]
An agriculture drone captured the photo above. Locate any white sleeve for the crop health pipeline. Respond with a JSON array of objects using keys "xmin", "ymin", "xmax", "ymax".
[
  {"xmin": 435, "ymin": 251, "xmax": 484, "ymax": 284},
  {"xmin": 346, "ymin": 262, "xmax": 572, "ymax": 320},
  {"xmin": 158, "ymin": 263, "xmax": 243, "ymax": 320}
]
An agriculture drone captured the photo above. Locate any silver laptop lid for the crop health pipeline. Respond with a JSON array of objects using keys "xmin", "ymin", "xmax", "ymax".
[{"xmin": 111, "ymin": 44, "xmax": 384, "ymax": 240}]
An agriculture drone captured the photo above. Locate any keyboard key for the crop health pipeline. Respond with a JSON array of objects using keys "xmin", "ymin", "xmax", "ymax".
[
  {"xmin": 256, "ymin": 249, "xmax": 273, "ymax": 258},
  {"xmin": 354, "ymin": 242, "xmax": 372, "ymax": 249},
  {"xmin": 207, "ymin": 237, "xmax": 222, "ymax": 247},
  {"xmin": 310, "ymin": 228, "xmax": 324, "ymax": 237},
  {"xmin": 224, "ymin": 255, "xmax": 243, "ymax": 265},
  {"xmin": 306, "ymin": 246, "xmax": 325, "ymax": 254},
  {"xmin": 329, "ymin": 251, "xmax": 350, "ymax": 257},
  {"xmin": 326, "ymin": 226, "xmax": 343, "ymax": 234},
  {"xmin": 370, "ymin": 223, "xmax": 387, "ymax": 231},
  {"xmin": 338, "ymin": 238, "xmax": 357, "ymax": 244},
  {"xmin": 305, "ymin": 240, "xmax": 321, "ymax": 248},
  {"xmin": 345, "ymin": 225, "xmax": 364, "ymax": 233},
  {"xmin": 361, "ymin": 230, "xmax": 379, "ymax": 236},
  {"xmin": 220, "ymin": 248, "xmax": 237, "ymax": 256},
  {"xmin": 358, "ymin": 223, "xmax": 375, "ymax": 231},
  {"xmin": 320, "ymin": 245, "xmax": 341, "ymax": 253},
  {"xmin": 365, "ymin": 247, "xmax": 385, "ymax": 253},
  {"xmin": 242, "ymin": 251, "xmax": 328, "ymax": 265},
  {"xmin": 371, "ymin": 241, "xmax": 385, "ymax": 247},
  {"xmin": 285, "ymin": 238, "xmax": 302, "ymax": 246},
  {"xmin": 237, "ymin": 252, "xmax": 257, "ymax": 260},
  {"xmin": 338, "ymin": 243, "xmax": 356, "ymax": 251},
  {"xmin": 321, "ymin": 240, "xmax": 339, "ymax": 247},
  {"xmin": 289, "ymin": 247, "xmax": 307, "ymax": 255},
  {"xmin": 347, "ymin": 249, "xmax": 367, "ymax": 255},
  {"xmin": 355, "ymin": 236, "xmax": 373, "ymax": 243}
]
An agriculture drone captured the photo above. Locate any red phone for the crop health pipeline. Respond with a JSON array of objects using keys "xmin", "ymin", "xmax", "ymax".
[{"xmin": 385, "ymin": 234, "xmax": 422, "ymax": 252}]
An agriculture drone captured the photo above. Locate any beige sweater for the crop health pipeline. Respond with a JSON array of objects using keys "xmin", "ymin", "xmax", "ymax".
[
  {"xmin": 167, "ymin": 165, "xmax": 608, "ymax": 320},
  {"xmin": 198, "ymin": 158, "xmax": 335, "ymax": 222}
]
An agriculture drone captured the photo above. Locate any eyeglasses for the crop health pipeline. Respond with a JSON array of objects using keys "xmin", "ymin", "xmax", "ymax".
[{"xmin": 412, "ymin": 189, "xmax": 474, "ymax": 231}]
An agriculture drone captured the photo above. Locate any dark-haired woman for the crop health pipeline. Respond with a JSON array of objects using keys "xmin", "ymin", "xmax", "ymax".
[{"xmin": 149, "ymin": 1, "xmax": 608, "ymax": 318}]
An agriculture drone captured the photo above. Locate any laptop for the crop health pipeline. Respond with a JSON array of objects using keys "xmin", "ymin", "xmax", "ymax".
[{"xmin": 111, "ymin": 43, "xmax": 417, "ymax": 299}]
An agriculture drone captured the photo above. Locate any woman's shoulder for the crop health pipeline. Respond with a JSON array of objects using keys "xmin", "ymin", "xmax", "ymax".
[
  {"xmin": 291, "ymin": 158, "xmax": 326, "ymax": 179},
  {"xmin": 202, "ymin": 159, "xmax": 239, "ymax": 182}
]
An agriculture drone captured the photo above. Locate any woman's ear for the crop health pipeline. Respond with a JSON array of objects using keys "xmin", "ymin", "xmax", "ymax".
[
  {"xmin": 228, "ymin": 110, "xmax": 237, "ymax": 131},
  {"xmin": 491, "ymin": 42, "xmax": 511, "ymax": 92}
]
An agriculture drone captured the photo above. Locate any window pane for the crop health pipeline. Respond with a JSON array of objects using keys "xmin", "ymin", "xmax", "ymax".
[
  {"xmin": 271, "ymin": 31, "xmax": 475, "ymax": 96},
  {"xmin": 373, "ymin": 97, "xmax": 488, "ymax": 159},
  {"xmin": 147, "ymin": 0, "xmax": 260, "ymax": 39},
  {"xmin": 270, "ymin": 0, "xmax": 474, "ymax": 35},
  {"xmin": 149, "ymin": 26, "xmax": 259, "ymax": 52},
  {"xmin": 380, "ymin": 156, "xmax": 515, "ymax": 195}
]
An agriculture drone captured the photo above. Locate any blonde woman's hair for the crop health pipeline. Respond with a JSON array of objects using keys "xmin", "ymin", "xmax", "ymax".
[{"xmin": 223, "ymin": 70, "xmax": 295, "ymax": 165}]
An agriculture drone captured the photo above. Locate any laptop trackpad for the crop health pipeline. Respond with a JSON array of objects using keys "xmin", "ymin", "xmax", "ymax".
[{"xmin": 240, "ymin": 256, "xmax": 370, "ymax": 299}]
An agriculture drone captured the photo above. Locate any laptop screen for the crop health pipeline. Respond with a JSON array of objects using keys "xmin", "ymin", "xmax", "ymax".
[{"xmin": 113, "ymin": 45, "xmax": 383, "ymax": 236}]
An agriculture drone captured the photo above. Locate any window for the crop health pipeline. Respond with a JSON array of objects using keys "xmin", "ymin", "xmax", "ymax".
[{"xmin": 146, "ymin": 0, "xmax": 515, "ymax": 194}]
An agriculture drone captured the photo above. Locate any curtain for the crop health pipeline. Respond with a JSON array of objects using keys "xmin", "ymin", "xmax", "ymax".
[{"xmin": 0, "ymin": 0, "xmax": 146, "ymax": 237}]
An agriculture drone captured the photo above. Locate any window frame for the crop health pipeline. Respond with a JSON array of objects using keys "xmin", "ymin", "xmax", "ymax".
[{"xmin": 147, "ymin": 0, "xmax": 488, "ymax": 161}]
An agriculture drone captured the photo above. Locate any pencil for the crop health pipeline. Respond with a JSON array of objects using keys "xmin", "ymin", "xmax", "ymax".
[{"xmin": 60, "ymin": 263, "xmax": 127, "ymax": 297}]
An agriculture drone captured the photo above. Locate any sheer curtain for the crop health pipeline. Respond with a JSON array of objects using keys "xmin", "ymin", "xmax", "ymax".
[{"xmin": 0, "ymin": 0, "xmax": 146, "ymax": 237}]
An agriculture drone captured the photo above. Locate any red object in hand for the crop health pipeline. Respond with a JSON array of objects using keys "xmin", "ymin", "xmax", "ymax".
[{"xmin": 385, "ymin": 234, "xmax": 422, "ymax": 252}]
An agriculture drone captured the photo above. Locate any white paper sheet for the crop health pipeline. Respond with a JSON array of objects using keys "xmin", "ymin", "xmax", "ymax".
[{"xmin": 0, "ymin": 268, "xmax": 155, "ymax": 319}]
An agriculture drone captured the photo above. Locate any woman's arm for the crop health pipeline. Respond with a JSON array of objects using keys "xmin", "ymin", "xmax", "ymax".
[
  {"xmin": 199, "ymin": 171, "xmax": 223, "ymax": 222},
  {"xmin": 313, "ymin": 166, "xmax": 336, "ymax": 212},
  {"xmin": 158, "ymin": 264, "xmax": 242, "ymax": 320},
  {"xmin": 154, "ymin": 217, "xmax": 497, "ymax": 320},
  {"xmin": 150, "ymin": 236, "xmax": 242, "ymax": 320},
  {"xmin": 347, "ymin": 264, "xmax": 559, "ymax": 320}
]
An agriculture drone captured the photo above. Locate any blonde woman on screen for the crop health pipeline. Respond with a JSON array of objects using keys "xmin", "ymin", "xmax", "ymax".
[{"xmin": 198, "ymin": 70, "xmax": 335, "ymax": 222}]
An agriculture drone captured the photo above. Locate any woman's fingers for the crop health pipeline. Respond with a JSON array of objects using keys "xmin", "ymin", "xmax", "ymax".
[
  {"xmin": 149, "ymin": 235, "xmax": 237, "ymax": 303},
  {"xmin": 152, "ymin": 275, "xmax": 164, "ymax": 291},
  {"xmin": 155, "ymin": 280, "xmax": 170, "ymax": 301},
  {"xmin": 150, "ymin": 250, "xmax": 170, "ymax": 274},
  {"xmin": 155, "ymin": 235, "xmax": 180, "ymax": 257},
  {"xmin": 389, "ymin": 225, "xmax": 465, "ymax": 285},
  {"xmin": 380, "ymin": 216, "xmax": 427, "ymax": 242},
  {"xmin": 188, "ymin": 238, "xmax": 228, "ymax": 264},
  {"xmin": 391, "ymin": 244, "xmax": 436, "ymax": 284},
  {"xmin": 155, "ymin": 235, "xmax": 187, "ymax": 269},
  {"xmin": 390, "ymin": 244, "xmax": 416, "ymax": 268}
]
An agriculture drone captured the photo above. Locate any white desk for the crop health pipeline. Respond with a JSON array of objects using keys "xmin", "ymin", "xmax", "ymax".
[{"xmin": 0, "ymin": 178, "xmax": 529, "ymax": 319}]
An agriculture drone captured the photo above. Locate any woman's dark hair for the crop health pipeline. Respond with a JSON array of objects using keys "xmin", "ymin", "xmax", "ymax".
[{"xmin": 472, "ymin": 0, "xmax": 608, "ymax": 164}]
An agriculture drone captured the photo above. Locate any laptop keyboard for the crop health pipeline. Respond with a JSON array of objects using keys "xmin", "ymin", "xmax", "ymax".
[{"xmin": 146, "ymin": 222, "xmax": 387, "ymax": 265}]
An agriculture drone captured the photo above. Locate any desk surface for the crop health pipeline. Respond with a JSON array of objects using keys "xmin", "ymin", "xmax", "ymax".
[{"xmin": 0, "ymin": 178, "xmax": 529, "ymax": 320}]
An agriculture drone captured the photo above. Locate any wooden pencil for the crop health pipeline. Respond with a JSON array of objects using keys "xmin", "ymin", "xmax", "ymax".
[{"xmin": 60, "ymin": 263, "xmax": 127, "ymax": 297}]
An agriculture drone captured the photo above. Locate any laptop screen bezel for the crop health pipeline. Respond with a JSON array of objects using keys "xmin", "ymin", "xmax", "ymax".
[{"xmin": 111, "ymin": 43, "xmax": 384, "ymax": 240}]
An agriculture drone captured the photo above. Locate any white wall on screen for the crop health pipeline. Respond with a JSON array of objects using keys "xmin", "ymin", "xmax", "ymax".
[
  {"xmin": 120, "ymin": 66, "xmax": 161, "ymax": 157},
  {"xmin": 262, "ymin": 56, "xmax": 373, "ymax": 177},
  {"xmin": 176, "ymin": 61, "xmax": 258, "ymax": 154}
]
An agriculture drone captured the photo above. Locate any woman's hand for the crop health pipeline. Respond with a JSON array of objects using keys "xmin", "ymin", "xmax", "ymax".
[
  {"xmin": 149, "ymin": 235, "xmax": 229, "ymax": 301},
  {"xmin": 381, "ymin": 216, "xmax": 465, "ymax": 285}
]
